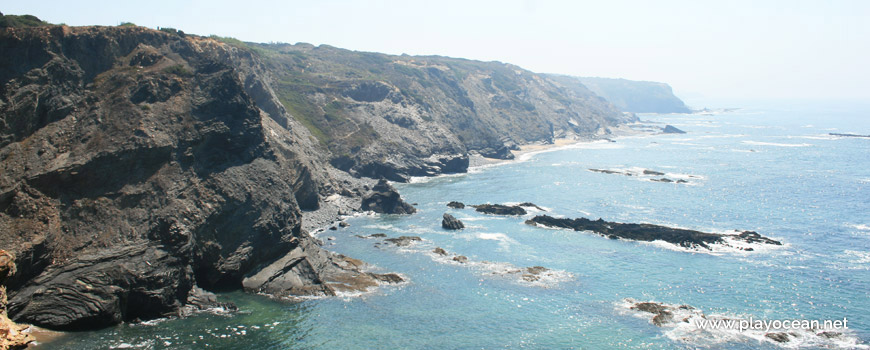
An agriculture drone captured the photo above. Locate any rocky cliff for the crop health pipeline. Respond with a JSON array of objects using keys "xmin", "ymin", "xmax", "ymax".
[
  {"xmin": 551, "ymin": 75, "xmax": 691, "ymax": 114},
  {"xmin": 0, "ymin": 24, "xmax": 634, "ymax": 331},
  {"xmin": 250, "ymin": 43, "xmax": 634, "ymax": 181}
]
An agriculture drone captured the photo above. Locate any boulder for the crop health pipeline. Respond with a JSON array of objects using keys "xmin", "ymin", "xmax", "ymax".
[
  {"xmin": 361, "ymin": 179, "xmax": 417, "ymax": 214},
  {"xmin": 384, "ymin": 236, "xmax": 422, "ymax": 247},
  {"xmin": 442, "ymin": 213, "xmax": 465, "ymax": 230},
  {"xmin": 447, "ymin": 201, "xmax": 465, "ymax": 209}
]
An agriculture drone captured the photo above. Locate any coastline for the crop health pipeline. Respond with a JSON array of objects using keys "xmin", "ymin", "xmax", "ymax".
[{"xmin": 469, "ymin": 123, "xmax": 655, "ymax": 169}]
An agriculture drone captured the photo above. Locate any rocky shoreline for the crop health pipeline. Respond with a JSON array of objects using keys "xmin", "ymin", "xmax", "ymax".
[{"xmin": 526, "ymin": 215, "xmax": 781, "ymax": 251}]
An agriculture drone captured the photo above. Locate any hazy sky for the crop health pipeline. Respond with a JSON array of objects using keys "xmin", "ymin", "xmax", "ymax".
[{"xmin": 6, "ymin": 0, "xmax": 870, "ymax": 101}]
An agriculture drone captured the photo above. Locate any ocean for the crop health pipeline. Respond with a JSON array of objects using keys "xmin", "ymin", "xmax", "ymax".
[{"xmin": 46, "ymin": 100, "xmax": 870, "ymax": 349}]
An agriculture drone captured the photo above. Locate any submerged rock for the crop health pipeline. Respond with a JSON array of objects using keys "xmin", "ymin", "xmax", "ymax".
[
  {"xmin": 472, "ymin": 204, "xmax": 527, "ymax": 215},
  {"xmin": 643, "ymin": 170, "xmax": 665, "ymax": 176},
  {"xmin": 452, "ymin": 255, "xmax": 468, "ymax": 263},
  {"xmin": 361, "ymin": 179, "xmax": 417, "ymax": 214},
  {"xmin": 526, "ymin": 215, "xmax": 782, "ymax": 250},
  {"xmin": 384, "ymin": 236, "xmax": 422, "ymax": 247},
  {"xmin": 631, "ymin": 302, "xmax": 676, "ymax": 326},
  {"xmin": 441, "ymin": 213, "xmax": 465, "ymax": 230},
  {"xmin": 518, "ymin": 202, "xmax": 546, "ymax": 211},
  {"xmin": 433, "ymin": 247, "xmax": 448, "ymax": 256}
]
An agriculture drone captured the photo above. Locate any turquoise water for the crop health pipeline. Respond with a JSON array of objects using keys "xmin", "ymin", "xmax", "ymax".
[{"xmin": 48, "ymin": 101, "xmax": 870, "ymax": 349}]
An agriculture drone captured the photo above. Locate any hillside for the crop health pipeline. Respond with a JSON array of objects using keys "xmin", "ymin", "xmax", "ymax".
[
  {"xmin": 552, "ymin": 76, "xmax": 691, "ymax": 114},
  {"xmin": 249, "ymin": 43, "xmax": 632, "ymax": 180}
]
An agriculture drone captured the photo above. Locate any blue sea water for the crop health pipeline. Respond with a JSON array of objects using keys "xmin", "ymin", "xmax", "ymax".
[{"xmin": 48, "ymin": 101, "xmax": 870, "ymax": 349}]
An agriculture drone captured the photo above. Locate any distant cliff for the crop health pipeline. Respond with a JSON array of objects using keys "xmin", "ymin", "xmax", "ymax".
[
  {"xmin": 0, "ymin": 23, "xmax": 634, "ymax": 331},
  {"xmin": 550, "ymin": 76, "xmax": 691, "ymax": 114},
  {"xmin": 247, "ymin": 43, "xmax": 633, "ymax": 181}
]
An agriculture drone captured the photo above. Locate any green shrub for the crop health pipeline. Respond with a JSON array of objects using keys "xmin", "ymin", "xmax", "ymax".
[
  {"xmin": 163, "ymin": 64, "xmax": 192, "ymax": 77},
  {"xmin": 119, "ymin": 22, "xmax": 136, "ymax": 27}
]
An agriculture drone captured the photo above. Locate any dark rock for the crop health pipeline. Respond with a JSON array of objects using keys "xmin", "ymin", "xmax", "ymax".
[
  {"xmin": 472, "ymin": 204, "xmax": 527, "ymax": 215},
  {"xmin": 829, "ymin": 133, "xmax": 870, "ymax": 138},
  {"xmin": 736, "ymin": 231, "xmax": 782, "ymax": 245},
  {"xmin": 433, "ymin": 247, "xmax": 448, "ymax": 256},
  {"xmin": 651, "ymin": 178, "xmax": 674, "ymax": 183},
  {"xmin": 765, "ymin": 332, "xmax": 790, "ymax": 343},
  {"xmin": 384, "ymin": 236, "xmax": 422, "ymax": 247},
  {"xmin": 361, "ymin": 179, "xmax": 417, "ymax": 214},
  {"xmin": 442, "ymin": 213, "xmax": 465, "ymax": 230},
  {"xmin": 817, "ymin": 331, "xmax": 842, "ymax": 339},
  {"xmin": 478, "ymin": 145, "xmax": 515, "ymax": 160},
  {"xmin": 662, "ymin": 125, "xmax": 686, "ymax": 134},
  {"xmin": 371, "ymin": 273, "xmax": 404, "ymax": 284},
  {"xmin": 329, "ymin": 226, "xmax": 338, "ymax": 231},
  {"xmin": 632, "ymin": 302, "xmax": 675, "ymax": 326},
  {"xmin": 339, "ymin": 221, "xmax": 350, "ymax": 228},
  {"xmin": 676, "ymin": 179, "xmax": 688, "ymax": 184},
  {"xmin": 180, "ymin": 286, "xmax": 237, "ymax": 317},
  {"xmin": 643, "ymin": 170, "xmax": 665, "ymax": 176},
  {"xmin": 447, "ymin": 201, "xmax": 465, "ymax": 209},
  {"xmin": 370, "ymin": 233, "xmax": 387, "ymax": 238},
  {"xmin": 526, "ymin": 215, "xmax": 782, "ymax": 250},
  {"xmin": 518, "ymin": 202, "xmax": 546, "ymax": 211},
  {"xmin": 589, "ymin": 168, "xmax": 628, "ymax": 175},
  {"xmin": 452, "ymin": 255, "xmax": 468, "ymax": 263}
]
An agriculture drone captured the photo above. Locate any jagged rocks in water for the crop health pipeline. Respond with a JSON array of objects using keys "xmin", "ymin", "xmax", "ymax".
[
  {"xmin": 518, "ymin": 202, "xmax": 546, "ymax": 211},
  {"xmin": 829, "ymin": 133, "xmax": 870, "ymax": 138},
  {"xmin": 662, "ymin": 125, "xmax": 686, "ymax": 134},
  {"xmin": 361, "ymin": 179, "xmax": 417, "ymax": 214},
  {"xmin": 472, "ymin": 204, "xmax": 527, "ymax": 215},
  {"xmin": 650, "ymin": 178, "xmax": 674, "ymax": 183},
  {"xmin": 442, "ymin": 213, "xmax": 465, "ymax": 230},
  {"xmin": 384, "ymin": 236, "xmax": 422, "ymax": 247},
  {"xmin": 631, "ymin": 302, "xmax": 676, "ymax": 326},
  {"xmin": 521, "ymin": 266, "xmax": 551, "ymax": 282},
  {"xmin": 765, "ymin": 333, "xmax": 791, "ymax": 343},
  {"xmin": 526, "ymin": 215, "xmax": 782, "ymax": 250},
  {"xmin": 447, "ymin": 201, "xmax": 466, "ymax": 209},
  {"xmin": 643, "ymin": 170, "xmax": 665, "ymax": 176},
  {"xmin": 179, "ymin": 287, "xmax": 238, "ymax": 317},
  {"xmin": 433, "ymin": 247, "xmax": 448, "ymax": 256},
  {"xmin": 339, "ymin": 221, "xmax": 350, "ymax": 228},
  {"xmin": 452, "ymin": 255, "xmax": 468, "ymax": 263}
]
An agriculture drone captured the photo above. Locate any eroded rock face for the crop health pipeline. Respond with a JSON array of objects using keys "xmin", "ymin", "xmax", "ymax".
[
  {"xmin": 0, "ymin": 26, "xmax": 348, "ymax": 330},
  {"xmin": 360, "ymin": 179, "xmax": 416, "ymax": 214},
  {"xmin": 242, "ymin": 237, "xmax": 403, "ymax": 297}
]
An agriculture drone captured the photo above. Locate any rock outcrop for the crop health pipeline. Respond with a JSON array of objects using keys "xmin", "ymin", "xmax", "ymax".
[
  {"xmin": 472, "ymin": 204, "xmax": 527, "ymax": 216},
  {"xmin": 441, "ymin": 213, "xmax": 465, "ymax": 230},
  {"xmin": 662, "ymin": 125, "xmax": 686, "ymax": 134},
  {"xmin": 526, "ymin": 215, "xmax": 781, "ymax": 250},
  {"xmin": 360, "ymin": 179, "xmax": 416, "ymax": 214},
  {"xmin": 446, "ymin": 201, "xmax": 465, "ymax": 209}
]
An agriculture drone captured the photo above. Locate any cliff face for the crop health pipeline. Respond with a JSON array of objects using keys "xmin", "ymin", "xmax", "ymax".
[
  {"xmin": 253, "ymin": 43, "xmax": 634, "ymax": 181},
  {"xmin": 551, "ymin": 76, "xmax": 691, "ymax": 114},
  {"xmin": 0, "ymin": 25, "xmax": 635, "ymax": 331},
  {"xmin": 0, "ymin": 26, "xmax": 362, "ymax": 330}
]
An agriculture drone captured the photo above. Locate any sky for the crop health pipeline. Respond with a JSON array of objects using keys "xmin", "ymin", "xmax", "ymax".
[{"xmin": 5, "ymin": 0, "xmax": 870, "ymax": 101}]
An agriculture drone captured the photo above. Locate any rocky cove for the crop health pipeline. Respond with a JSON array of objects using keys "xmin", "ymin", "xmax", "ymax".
[{"xmin": 0, "ymin": 23, "xmax": 662, "ymax": 336}]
